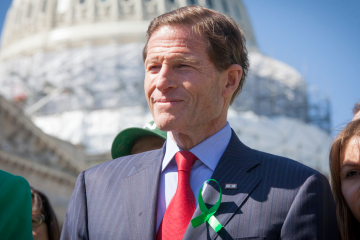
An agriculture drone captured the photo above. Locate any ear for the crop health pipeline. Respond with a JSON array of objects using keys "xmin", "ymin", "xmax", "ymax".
[{"xmin": 222, "ymin": 64, "xmax": 243, "ymax": 98}]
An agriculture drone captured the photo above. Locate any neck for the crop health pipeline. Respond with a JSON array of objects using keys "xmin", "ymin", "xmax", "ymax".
[{"xmin": 169, "ymin": 115, "xmax": 227, "ymax": 151}]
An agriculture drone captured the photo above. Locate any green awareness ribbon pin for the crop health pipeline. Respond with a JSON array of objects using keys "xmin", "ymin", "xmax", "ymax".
[{"xmin": 191, "ymin": 179, "xmax": 223, "ymax": 232}]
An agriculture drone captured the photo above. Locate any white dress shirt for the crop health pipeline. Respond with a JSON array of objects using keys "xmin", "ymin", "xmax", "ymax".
[{"xmin": 156, "ymin": 122, "xmax": 232, "ymax": 231}]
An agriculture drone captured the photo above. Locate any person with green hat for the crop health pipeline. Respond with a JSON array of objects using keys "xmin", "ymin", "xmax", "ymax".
[{"xmin": 111, "ymin": 121, "xmax": 167, "ymax": 159}]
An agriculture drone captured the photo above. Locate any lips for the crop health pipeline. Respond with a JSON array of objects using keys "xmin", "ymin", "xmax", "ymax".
[
  {"xmin": 152, "ymin": 98, "xmax": 183, "ymax": 109},
  {"xmin": 153, "ymin": 98, "xmax": 182, "ymax": 104},
  {"xmin": 154, "ymin": 100, "xmax": 182, "ymax": 106}
]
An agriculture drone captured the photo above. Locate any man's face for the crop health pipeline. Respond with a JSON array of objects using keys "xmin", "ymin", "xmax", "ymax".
[{"xmin": 144, "ymin": 26, "xmax": 226, "ymax": 134}]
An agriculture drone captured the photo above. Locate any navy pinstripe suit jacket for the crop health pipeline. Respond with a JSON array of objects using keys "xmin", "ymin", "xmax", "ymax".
[{"xmin": 61, "ymin": 130, "xmax": 338, "ymax": 240}]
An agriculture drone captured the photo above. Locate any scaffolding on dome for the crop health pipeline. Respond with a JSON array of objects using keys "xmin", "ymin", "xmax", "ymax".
[
  {"xmin": 0, "ymin": 44, "xmax": 331, "ymax": 133},
  {"xmin": 233, "ymin": 53, "xmax": 331, "ymax": 133}
]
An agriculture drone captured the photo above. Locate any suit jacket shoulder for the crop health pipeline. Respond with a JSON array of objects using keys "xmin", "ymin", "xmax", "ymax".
[
  {"xmin": 84, "ymin": 148, "xmax": 163, "ymax": 187},
  {"xmin": 254, "ymin": 148, "xmax": 323, "ymax": 187}
]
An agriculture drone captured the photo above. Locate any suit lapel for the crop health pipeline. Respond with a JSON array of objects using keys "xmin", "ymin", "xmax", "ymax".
[
  {"xmin": 183, "ymin": 130, "xmax": 261, "ymax": 240},
  {"xmin": 121, "ymin": 147, "xmax": 164, "ymax": 239}
]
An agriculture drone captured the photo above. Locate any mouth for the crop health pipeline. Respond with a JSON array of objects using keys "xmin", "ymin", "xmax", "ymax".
[{"xmin": 153, "ymin": 98, "xmax": 183, "ymax": 106}]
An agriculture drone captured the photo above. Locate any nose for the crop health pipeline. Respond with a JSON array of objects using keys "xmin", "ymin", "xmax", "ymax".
[{"xmin": 156, "ymin": 64, "xmax": 177, "ymax": 93}]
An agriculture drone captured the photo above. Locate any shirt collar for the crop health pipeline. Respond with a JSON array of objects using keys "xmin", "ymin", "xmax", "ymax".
[{"xmin": 162, "ymin": 122, "xmax": 232, "ymax": 172}]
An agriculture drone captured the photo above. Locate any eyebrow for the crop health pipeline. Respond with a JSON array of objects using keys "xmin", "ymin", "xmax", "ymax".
[
  {"xmin": 172, "ymin": 56, "xmax": 198, "ymax": 64},
  {"xmin": 145, "ymin": 55, "xmax": 199, "ymax": 67},
  {"xmin": 341, "ymin": 162, "xmax": 360, "ymax": 169},
  {"xmin": 145, "ymin": 57, "xmax": 160, "ymax": 65}
]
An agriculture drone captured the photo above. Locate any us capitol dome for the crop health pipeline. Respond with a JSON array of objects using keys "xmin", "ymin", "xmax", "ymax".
[{"xmin": 0, "ymin": 0, "xmax": 331, "ymax": 174}]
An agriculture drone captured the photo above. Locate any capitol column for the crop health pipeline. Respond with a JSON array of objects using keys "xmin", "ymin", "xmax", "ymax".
[
  {"xmin": 60, "ymin": 0, "xmax": 76, "ymax": 26},
  {"xmin": 86, "ymin": 0, "xmax": 96, "ymax": 22},
  {"xmin": 45, "ymin": 0, "xmax": 57, "ymax": 30},
  {"xmin": 177, "ymin": 0, "xmax": 188, "ymax": 8},
  {"xmin": 134, "ymin": 0, "xmax": 144, "ymax": 20},
  {"xmin": 110, "ymin": 0, "xmax": 120, "ymax": 20},
  {"xmin": 156, "ymin": 0, "xmax": 166, "ymax": 14}
]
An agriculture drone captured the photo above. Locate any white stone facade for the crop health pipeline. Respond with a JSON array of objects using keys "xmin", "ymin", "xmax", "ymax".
[{"xmin": 0, "ymin": 95, "xmax": 87, "ymax": 224}]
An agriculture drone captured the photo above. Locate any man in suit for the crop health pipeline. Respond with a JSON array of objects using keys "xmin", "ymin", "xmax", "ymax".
[
  {"xmin": 0, "ymin": 170, "xmax": 32, "ymax": 240},
  {"xmin": 61, "ymin": 6, "xmax": 338, "ymax": 240}
]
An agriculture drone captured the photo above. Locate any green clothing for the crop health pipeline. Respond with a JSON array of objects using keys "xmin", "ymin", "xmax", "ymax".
[{"xmin": 0, "ymin": 170, "xmax": 32, "ymax": 240}]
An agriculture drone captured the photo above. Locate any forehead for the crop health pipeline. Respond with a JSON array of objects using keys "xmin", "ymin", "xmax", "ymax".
[
  {"xmin": 342, "ymin": 136, "xmax": 360, "ymax": 164},
  {"xmin": 146, "ymin": 25, "xmax": 208, "ymax": 59}
]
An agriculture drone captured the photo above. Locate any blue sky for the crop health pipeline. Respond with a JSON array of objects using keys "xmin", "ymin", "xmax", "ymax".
[
  {"xmin": 242, "ymin": 0, "xmax": 360, "ymax": 133},
  {"xmin": 1, "ymin": 0, "xmax": 359, "ymax": 134}
]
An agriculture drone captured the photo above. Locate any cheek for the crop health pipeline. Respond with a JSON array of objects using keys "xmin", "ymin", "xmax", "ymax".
[
  {"xmin": 204, "ymin": 80, "xmax": 224, "ymax": 107},
  {"xmin": 144, "ymin": 76, "xmax": 154, "ymax": 101},
  {"xmin": 33, "ymin": 224, "xmax": 48, "ymax": 237},
  {"xmin": 341, "ymin": 181, "xmax": 360, "ymax": 210}
]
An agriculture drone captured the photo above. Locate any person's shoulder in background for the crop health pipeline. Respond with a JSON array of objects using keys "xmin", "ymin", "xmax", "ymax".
[
  {"xmin": 0, "ymin": 169, "xmax": 32, "ymax": 240},
  {"xmin": 253, "ymin": 150, "xmax": 338, "ymax": 239}
]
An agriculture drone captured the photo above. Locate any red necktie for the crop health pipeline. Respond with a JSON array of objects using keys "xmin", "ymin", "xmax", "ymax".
[{"xmin": 156, "ymin": 151, "xmax": 197, "ymax": 240}]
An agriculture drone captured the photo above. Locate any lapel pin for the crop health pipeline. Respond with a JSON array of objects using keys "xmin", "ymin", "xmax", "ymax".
[{"xmin": 225, "ymin": 183, "xmax": 237, "ymax": 189}]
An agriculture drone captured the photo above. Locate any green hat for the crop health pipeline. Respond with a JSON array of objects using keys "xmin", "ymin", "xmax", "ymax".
[{"xmin": 111, "ymin": 121, "xmax": 167, "ymax": 159}]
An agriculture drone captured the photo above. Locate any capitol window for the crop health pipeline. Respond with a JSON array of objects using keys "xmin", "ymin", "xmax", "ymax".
[
  {"xmin": 15, "ymin": 10, "xmax": 22, "ymax": 23},
  {"xmin": 189, "ymin": 0, "xmax": 196, "ymax": 5},
  {"xmin": 221, "ymin": 0, "xmax": 229, "ymax": 14},
  {"xmin": 27, "ymin": 4, "xmax": 33, "ymax": 18},
  {"xmin": 42, "ymin": 0, "xmax": 47, "ymax": 12},
  {"xmin": 233, "ymin": 4, "xmax": 241, "ymax": 19},
  {"xmin": 206, "ymin": 0, "xmax": 213, "ymax": 9}
]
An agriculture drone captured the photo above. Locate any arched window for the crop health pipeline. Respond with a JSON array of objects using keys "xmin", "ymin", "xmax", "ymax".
[
  {"xmin": 42, "ymin": 0, "xmax": 47, "ymax": 12},
  {"xmin": 206, "ymin": 0, "xmax": 213, "ymax": 8},
  {"xmin": 233, "ymin": 5, "xmax": 241, "ymax": 19},
  {"xmin": 189, "ymin": 0, "xmax": 196, "ymax": 5},
  {"xmin": 15, "ymin": 10, "xmax": 22, "ymax": 23},
  {"xmin": 221, "ymin": 0, "xmax": 229, "ymax": 14},
  {"xmin": 80, "ymin": 0, "xmax": 85, "ymax": 4},
  {"xmin": 27, "ymin": 4, "xmax": 33, "ymax": 18}
]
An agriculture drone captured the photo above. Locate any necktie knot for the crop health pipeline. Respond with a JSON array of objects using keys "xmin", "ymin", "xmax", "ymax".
[{"xmin": 175, "ymin": 151, "xmax": 197, "ymax": 173}]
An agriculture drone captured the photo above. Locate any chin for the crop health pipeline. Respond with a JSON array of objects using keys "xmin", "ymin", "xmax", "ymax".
[{"xmin": 154, "ymin": 115, "xmax": 181, "ymax": 132}]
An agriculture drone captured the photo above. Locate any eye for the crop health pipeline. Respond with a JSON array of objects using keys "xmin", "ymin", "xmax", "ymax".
[
  {"xmin": 148, "ymin": 65, "xmax": 161, "ymax": 72},
  {"xmin": 177, "ymin": 64, "xmax": 192, "ymax": 70},
  {"xmin": 346, "ymin": 170, "xmax": 360, "ymax": 178}
]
